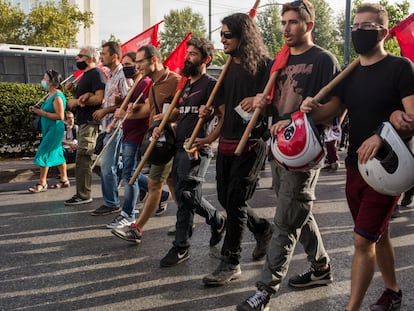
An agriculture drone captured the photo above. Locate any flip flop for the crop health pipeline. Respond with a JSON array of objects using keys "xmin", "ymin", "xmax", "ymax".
[{"xmin": 28, "ymin": 183, "xmax": 48, "ymax": 193}]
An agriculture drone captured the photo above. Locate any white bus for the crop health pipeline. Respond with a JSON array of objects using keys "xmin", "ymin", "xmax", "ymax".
[{"xmin": 0, "ymin": 43, "xmax": 78, "ymax": 84}]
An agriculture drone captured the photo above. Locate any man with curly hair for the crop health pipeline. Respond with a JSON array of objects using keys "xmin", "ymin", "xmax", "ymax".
[{"xmin": 201, "ymin": 12, "xmax": 273, "ymax": 287}]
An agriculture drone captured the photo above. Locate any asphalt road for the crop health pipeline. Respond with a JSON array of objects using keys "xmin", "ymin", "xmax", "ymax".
[{"xmin": 0, "ymin": 157, "xmax": 413, "ymax": 311}]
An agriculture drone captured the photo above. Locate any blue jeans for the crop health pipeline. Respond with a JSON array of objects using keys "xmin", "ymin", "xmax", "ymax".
[
  {"xmin": 100, "ymin": 130, "xmax": 123, "ymax": 207},
  {"xmin": 121, "ymin": 142, "xmax": 142, "ymax": 218},
  {"xmin": 172, "ymin": 150, "xmax": 221, "ymax": 249}
]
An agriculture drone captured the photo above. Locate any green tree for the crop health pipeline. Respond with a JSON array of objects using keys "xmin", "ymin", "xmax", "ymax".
[
  {"xmin": 101, "ymin": 34, "xmax": 121, "ymax": 46},
  {"xmin": 256, "ymin": 2, "xmax": 283, "ymax": 57},
  {"xmin": 312, "ymin": 0, "xmax": 342, "ymax": 58},
  {"xmin": 0, "ymin": 0, "xmax": 93, "ymax": 48},
  {"xmin": 212, "ymin": 50, "xmax": 228, "ymax": 66},
  {"xmin": 159, "ymin": 7, "xmax": 206, "ymax": 57},
  {"xmin": 0, "ymin": 1, "xmax": 25, "ymax": 44},
  {"xmin": 24, "ymin": 0, "xmax": 93, "ymax": 48}
]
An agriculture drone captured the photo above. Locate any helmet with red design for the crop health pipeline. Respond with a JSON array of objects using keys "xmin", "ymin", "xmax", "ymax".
[
  {"xmin": 358, "ymin": 122, "xmax": 414, "ymax": 196},
  {"xmin": 270, "ymin": 111, "xmax": 324, "ymax": 171}
]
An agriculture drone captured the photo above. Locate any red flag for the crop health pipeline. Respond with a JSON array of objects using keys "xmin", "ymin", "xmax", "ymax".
[
  {"xmin": 176, "ymin": 76, "xmax": 188, "ymax": 91},
  {"xmin": 268, "ymin": 44, "xmax": 290, "ymax": 101},
  {"xmin": 270, "ymin": 44, "xmax": 290, "ymax": 74},
  {"xmin": 390, "ymin": 13, "xmax": 414, "ymax": 62},
  {"xmin": 121, "ymin": 20, "xmax": 164, "ymax": 55},
  {"xmin": 163, "ymin": 32, "xmax": 192, "ymax": 74},
  {"xmin": 73, "ymin": 69, "xmax": 84, "ymax": 81}
]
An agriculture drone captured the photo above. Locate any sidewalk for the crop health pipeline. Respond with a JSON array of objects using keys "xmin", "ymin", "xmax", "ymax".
[{"xmin": 0, "ymin": 157, "xmax": 75, "ymax": 183}]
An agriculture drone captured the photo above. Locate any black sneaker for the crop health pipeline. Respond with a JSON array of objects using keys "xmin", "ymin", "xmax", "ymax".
[
  {"xmin": 160, "ymin": 246, "xmax": 190, "ymax": 267},
  {"xmin": 155, "ymin": 192, "xmax": 169, "ymax": 216},
  {"xmin": 155, "ymin": 200, "xmax": 168, "ymax": 216},
  {"xmin": 210, "ymin": 215, "xmax": 226, "ymax": 247},
  {"xmin": 111, "ymin": 223, "xmax": 142, "ymax": 244},
  {"xmin": 64, "ymin": 195, "xmax": 93, "ymax": 206},
  {"xmin": 369, "ymin": 288, "xmax": 402, "ymax": 311},
  {"xmin": 252, "ymin": 222, "xmax": 273, "ymax": 261},
  {"xmin": 202, "ymin": 261, "xmax": 241, "ymax": 286},
  {"xmin": 237, "ymin": 289, "xmax": 271, "ymax": 311},
  {"xmin": 90, "ymin": 205, "xmax": 121, "ymax": 216},
  {"xmin": 288, "ymin": 264, "xmax": 333, "ymax": 288}
]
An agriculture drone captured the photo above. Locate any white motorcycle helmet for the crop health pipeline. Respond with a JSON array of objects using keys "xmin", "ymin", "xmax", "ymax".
[
  {"xmin": 270, "ymin": 111, "xmax": 325, "ymax": 171},
  {"xmin": 358, "ymin": 122, "xmax": 414, "ymax": 196}
]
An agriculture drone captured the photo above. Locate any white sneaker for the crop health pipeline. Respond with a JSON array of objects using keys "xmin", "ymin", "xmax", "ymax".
[{"xmin": 106, "ymin": 214, "xmax": 134, "ymax": 229}]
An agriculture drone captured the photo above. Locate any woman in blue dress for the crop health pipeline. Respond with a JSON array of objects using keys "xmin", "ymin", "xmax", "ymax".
[{"xmin": 28, "ymin": 69, "xmax": 69, "ymax": 193}]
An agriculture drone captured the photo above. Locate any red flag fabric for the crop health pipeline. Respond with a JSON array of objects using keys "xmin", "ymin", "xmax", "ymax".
[
  {"xmin": 268, "ymin": 44, "xmax": 290, "ymax": 101},
  {"xmin": 121, "ymin": 20, "xmax": 164, "ymax": 55},
  {"xmin": 390, "ymin": 13, "xmax": 414, "ymax": 62},
  {"xmin": 73, "ymin": 69, "xmax": 84, "ymax": 81},
  {"xmin": 163, "ymin": 32, "xmax": 192, "ymax": 74},
  {"xmin": 249, "ymin": 8, "xmax": 257, "ymax": 18},
  {"xmin": 176, "ymin": 76, "xmax": 188, "ymax": 92},
  {"xmin": 270, "ymin": 44, "xmax": 290, "ymax": 74}
]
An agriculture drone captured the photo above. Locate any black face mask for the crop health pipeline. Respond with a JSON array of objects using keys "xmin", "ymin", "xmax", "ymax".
[
  {"xmin": 123, "ymin": 66, "xmax": 137, "ymax": 78},
  {"xmin": 182, "ymin": 60, "xmax": 202, "ymax": 77},
  {"xmin": 351, "ymin": 29, "xmax": 380, "ymax": 54},
  {"xmin": 76, "ymin": 61, "xmax": 88, "ymax": 70}
]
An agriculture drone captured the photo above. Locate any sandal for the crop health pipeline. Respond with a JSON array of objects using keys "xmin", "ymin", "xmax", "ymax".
[
  {"xmin": 50, "ymin": 180, "xmax": 70, "ymax": 189},
  {"xmin": 28, "ymin": 183, "xmax": 48, "ymax": 193}
]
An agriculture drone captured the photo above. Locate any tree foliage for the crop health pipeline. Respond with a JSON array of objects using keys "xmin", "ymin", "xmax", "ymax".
[
  {"xmin": 0, "ymin": 0, "xmax": 93, "ymax": 48},
  {"xmin": 312, "ymin": 0, "xmax": 342, "ymax": 58},
  {"xmin": 211, "ymin": 50, "xmax": 228, "ymax": 66},
  {"xmin": 256, "ymin": 2, "xmax": 283, "ymax": 58},
  {"xmin": 102, "ymin": 34, "xmax": 121, "ymax": 47},
  {"xmin": 0, "ymin": 1, "xmax": 25, "ymax": 44},
  {"xmin": 159, "ymin": 7, "xmax": 206, "ymax": 57}
]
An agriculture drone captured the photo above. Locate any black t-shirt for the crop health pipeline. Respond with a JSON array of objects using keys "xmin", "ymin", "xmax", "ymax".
[
  {"xmin": 75, "ymin": 67, "xmax": 106, "ymax": 125},
  {"xmin": 215, "ymin": 58, "xmax": 272, "ymax": 140},
  {"xmin": 271, "ymin": 45, "xmax": 341, "ymax": 117},
  {"xmin": 175, "ymin": 74, "xmax": 216, "ymax": 154},
  {"xmin": 334, "ymin": 54, "xmax": 414, "ymax": 168}
]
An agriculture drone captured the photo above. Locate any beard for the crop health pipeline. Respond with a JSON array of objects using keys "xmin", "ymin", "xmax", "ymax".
[{"xmin": 182, "ymin": 60, "xmax": 202, "ymax": 77}]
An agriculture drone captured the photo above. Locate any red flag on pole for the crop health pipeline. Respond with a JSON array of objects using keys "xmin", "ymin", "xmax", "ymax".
[
  {"xmin": 390, "ymin": 13, "xmax": 414, "ymax": 62},
  {"xmin": 121, "ymin": 20, "xmax": 164, "ymax": 55},
  {"xmin": 163, "ymin": 32, "xmax": 192, "ymax": 74},
  {"xmin": 73, "ymin": 69, "xmax": 84, "ymax": 81},
  {"xmin": 267, "ymin": 44, "xmax": 290, "ymax": 101}
]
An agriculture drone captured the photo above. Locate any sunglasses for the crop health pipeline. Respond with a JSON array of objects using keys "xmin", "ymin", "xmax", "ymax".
[
  {"xmin": 290, "ymin": 0, "xmax": 311, "ymax": 17},
  {"xmin": 220, "ymin": 31, "xmax": 234, "ymax": 39}
]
